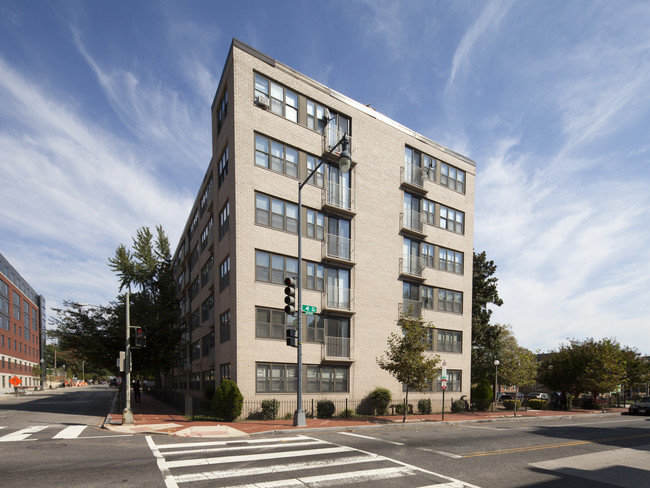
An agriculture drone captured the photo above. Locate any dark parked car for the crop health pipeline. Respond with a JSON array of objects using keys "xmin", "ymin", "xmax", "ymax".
[{"xmin": 628, "ymin": 397, "xmax": 650, "ymax": 415}]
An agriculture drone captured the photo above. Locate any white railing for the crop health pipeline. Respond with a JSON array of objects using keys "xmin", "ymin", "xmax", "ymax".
[
  {"xmin": 400, "ymin": 255, "xmax": 425, "ymax": 277},
  {"xmin": 402, "ymin": 162, "xmax": 424, "ymax": 188},
  {"xmin": 325, "ymin": 181, "xmax": 354, "ymax": 212},
  {"xmin": 325, "ymin": 336, "xmax": 351, "ymax": 358},
  {"xmin": 401, "ymin": 209, "xmax": 424, "ymax": 233},
  {"xmin": 324, "ymin": 285, "xmax": 352, "ymax": 310},
  {"xmin": 325, "ymin": 233, "xmax": 352, "ymax": 261}
]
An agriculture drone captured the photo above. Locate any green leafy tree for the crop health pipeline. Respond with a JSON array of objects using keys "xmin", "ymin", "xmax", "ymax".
[
  {"xmin": 108, "ymin": 226, "xmax": 181, "ymax": 383},
  {"xmin": 377, "ymin": 311, "xmax": 440, "ymax": 422},
  {"xmin": 496, "ymin": 327, "xmax": 537, "ymax": 415},
  {"xmin": 472, "ymin": 251, "xmax": 504, "ymax": 384}
]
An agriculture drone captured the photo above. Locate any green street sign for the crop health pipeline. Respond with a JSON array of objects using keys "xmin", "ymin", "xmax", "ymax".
[{"xmin": 302, "ymin": 305, "xmax": 317, "ymax": 314}]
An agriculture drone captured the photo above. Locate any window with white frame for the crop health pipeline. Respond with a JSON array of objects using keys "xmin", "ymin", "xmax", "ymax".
[
  {"xmin": 306, "ymin": 155, "xmax": 325, "ymax": 187},
  {"xmin": 306, "ymin": 209, "xmax": 325, "ymax": 240},
  {"xmin": 254, "ymin": 134, "xmax": 299, "ymax": 178},
  {"xmin": 437, "ymin": 329, "xmax": 462, "ymax": 353},
  {"xmin": 254, "ymin": 74, "xmax": 298, "ymax": 122},
  {"xmin": 218, "ymin": 146, "xmax": 229, "ymax": 187},
  {"xmin": 439, "ymin": 205, "xmax": 464, "ymax": 234},
  {"xmin": 219, "ymin": 256, "xmax": 230, "ymax": 291},
  {"xmin": 200, "ymin": 216, "xmax": 213, "ymax": 252},
  {"xmin": 306, "ymin": 365, "xmax": 349, "ymax": 393},
  {"xmin": 305, "ymin": 262, "xmax": 324, "ymax": 291},
  {"xmin": 422, "ymin": 243, "xmax": 435, "ymax": 268}
]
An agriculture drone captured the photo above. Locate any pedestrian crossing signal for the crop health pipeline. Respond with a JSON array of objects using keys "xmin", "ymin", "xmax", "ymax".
[{"xmin": 134, "ymin": 328, "xmax": 146, "ymax": 348}]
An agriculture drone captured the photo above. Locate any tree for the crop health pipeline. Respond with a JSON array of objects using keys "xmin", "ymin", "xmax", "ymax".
[
  {"xmin": 377, "ymin": 310, "xmax": 440, "ymax": 422},
  {"xmin": 472, "ymin": 251, "xmax": 504, "ymax": 384},
  {"xmin": 108, "ymin": 226, "xmax": 182, "ymax": 383},
  {"xmin": 496, "ymin": 328, "xmax": 537, "ymax": 415}
]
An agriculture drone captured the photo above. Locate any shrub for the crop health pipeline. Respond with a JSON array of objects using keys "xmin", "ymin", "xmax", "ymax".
[
  {"xmin": 212, "ymin": 378, "xmax": 243, "ymax": 421},
  {"xmin": 451, "ymin": 399, "xmax": 467, "ymax": 413},
  {"xmin": 339, "ymin": 408, "xmax": 355, "ymax": 418},
  {"xmin": 503, "ymin": 400, "xmax": 521, "ymax": 411},
  {"xmin": 369, "ymin": 387, "xmax": 392, "ymax": 415},
  {"xmin": 283, "ymin": 412, "xmax": 293, "ymax": 420},
  {"xmin": 395, "ymin": 403, "xmax": 413, "ymax": 415},
  {"xmin": 527, "ymin": 399, "xmax": 549, "ymax": 410},
  {"xmin": 471, "ymin": 380, "xmax": 494, "ymax": 411},
  {"xmin": 261, "ymin": 399, "xmax": 279, "ymax": 420},
  {"xmin": 316, "ymin": 400, "xmax": 336, "ymax": 418},
  {"xmin": 418, "ymin": 398, "xmax": 432, "ymax": 414}
]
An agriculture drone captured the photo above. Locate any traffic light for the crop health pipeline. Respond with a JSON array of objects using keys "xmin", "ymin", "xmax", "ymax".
[
  {"xmin": 134, "ymin": 327, "xmax": 146, "ymax": 348},
  {"xmin": 286, "ymin": 327, "xmax": 298, "ymax": 347},
  {"xmin": 284, "ymin": 276, "xmax": 296, "ymax": 315}
]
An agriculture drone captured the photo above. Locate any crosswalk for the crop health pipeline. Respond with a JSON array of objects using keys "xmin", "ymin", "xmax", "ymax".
[
  {"xmin": 147, "ymin": 435, "xmax": 480, "ymax": 488},
  {"xmin": 0, "ymin": 424, "xmax": 122, "ymax": 442}
]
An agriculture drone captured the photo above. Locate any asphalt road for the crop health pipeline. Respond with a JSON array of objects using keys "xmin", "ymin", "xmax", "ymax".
[{"xmin": 1, "ymin": 387, "xmax": 648, "ymax": 488}]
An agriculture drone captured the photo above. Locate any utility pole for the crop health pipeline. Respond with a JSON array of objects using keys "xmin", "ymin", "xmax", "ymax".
[{"xmin": 123, "ymin": 290, "xmax": 133, "ymax": 424}]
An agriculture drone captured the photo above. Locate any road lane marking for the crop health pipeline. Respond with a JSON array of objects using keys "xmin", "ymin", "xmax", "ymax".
[
  {"xmin": 160, "ymin": 438, "xmax": 327, "ymax": 456},
  {"xmin": 166, "ymin": 446, "xmax": 353, "ymax": 469},
  {"xmin": 174, "ymin": 454, "xmax": 385, "ymax": 483},
  {"xmin": 418, "ymin": 447, "xmax": 463, "ymax": 459},
  {"xmin": 146, "ymin": 435, "xmax": 178, "ymax": 488},
  {"xmin": 0, "ymin": 426, "xmax": 48, "ymax": 442},
  {"xmin": 53, "ymin": 425, "xmax": 87, "ymax": 439},
  {"xmin": 155, "ymin": 435, "xmax": 309, "ymax": 449},
  {"xmin": 463, "ymin": 432, "xmax": 650, "ymax": 457},
  {"xmin": 337, "ymin": 431, "xmax": 405, "ymax": 445}
]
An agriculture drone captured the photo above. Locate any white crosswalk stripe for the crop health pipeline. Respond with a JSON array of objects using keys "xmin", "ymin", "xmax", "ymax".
[
  {"xmin": 0, "ymin": 425, "xmax": 90, "ymax": 441},
  {"xmin": 146, "ymin": 434, "xmax": 481, "ymax": 488}
]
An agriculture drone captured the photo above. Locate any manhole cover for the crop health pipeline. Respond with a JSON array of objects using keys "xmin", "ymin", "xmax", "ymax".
[{"xmin": 27, "ymin": 443, "xmax": 66, "ymax": 450}]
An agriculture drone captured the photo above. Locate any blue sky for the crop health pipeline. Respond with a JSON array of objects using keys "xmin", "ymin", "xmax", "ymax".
[{"xmin": 1, "ymin": 0, "xmax": 649, "ymax": 355}]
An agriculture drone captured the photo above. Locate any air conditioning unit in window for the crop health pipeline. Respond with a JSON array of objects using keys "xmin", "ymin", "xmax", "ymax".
[{"xmin": 255, "ymin": 94, "xmax": 269, "ymax": 109}]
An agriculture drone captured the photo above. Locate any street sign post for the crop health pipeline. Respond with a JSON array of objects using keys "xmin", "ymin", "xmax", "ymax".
[{"xmin": 9, "ymin": 376, "xmax": 21, "ymax": 387}]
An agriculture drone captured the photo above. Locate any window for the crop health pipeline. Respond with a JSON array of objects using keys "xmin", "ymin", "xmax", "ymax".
[
  {"xmin": 305, "ymin": 314, "xmax": 324, "ymax": 342},
  {"xmin": 217, "ymin": 89, "xmax": 228, "ymax": 133},
  {"xmin": 326, "ymin": 216, "xmax": 351, "ymax": 260},
  {"xmin": 439, "ymin": 247, "xmax": 464, "ymax": 274},
  {"xmin": 219, "ymin": 201, "xmax": 230, "ymax": 240},
  {"xmin": 326, "ymin": 268, "xmax": 350, "ymax": 310},
  {"xmin": 436, "ymin": 329, "xmax": 462, "ymax": 353},
  {"xmin": 325, "ymin": 111, "xmax": 351, "ymax": 149},
  {"xmin": 220, "ymin": 310, "xmax": 230, "ymax": 343},
  {"xmin": 201, "ymin": 295, "xmax": 214, "ymax": 323},
  {"xmin": 305, "ymin": 209, "xmax": 324, "ymax": 240},
  {"xmin": 422, "ymin": 285, "xmax": 434, "ymax": 310},
  {"xmin": 255, "ymin": 307, "xmax": 289, "ymax": 339},
  {"xmin": 438, "ymin": 288, "xmax": 463, "ymax": 314},
  {"xmin": 306, "ymin": 100, "xmax": 327, "ymax": 132},
  {"xmin": 23, "ymin": 302, "xmax": 29, "ymax": 327},
  {"xmin": 190, "ymin": 341, "xmax": 200, "ymax": 361},
  {"xmin": 423, "ymin": 154, "xmax": 436, "ymax": 182},
  {"xmin": 201, "ymin": 255, "xmax": 214, "ymax": 287},
  {"xmin": 422, "ymin": 243, "xmax": 435, "ymax": 269},
  {"xmin": 422, "ymin": 200, "xmax": 435, "ymax": 226},
  {"xmin": 256, "ymin": 363, "xmax": 298, "ymax": 393},
  {"xmin": 177, "ymin": 271, "xmax": 185, "ymax": 292},
  {"xmin": 255, "ymin": 193, "xmax": 298, "ymax": 233},
  {"xmin": 254, "ymin": 134, "xmax": 299, "ymax": 178},
  {"xmin": 189, "ymin": 310, "xmax": 200, "ymax": 331},
  {"xmin": 306, "ymin": 155, "xmax": 324, "ymax": 187},
  {"xmin": 200, "ymin": 216, "xmax": 213, "ymax": 252},
  {"xmin": 306, "ymin": 365, "xmax": 349, "ymax": 393},
  {"xmin": 305, "ymin": 262, "xmax": 324, "ymax": 291},
  {"xmin": 220, "ymin": 363, "xmax": 231, "ymax": 381},
  {"xmin": 189, "ymin": 277, "xmax": 199, "ymax": 302},
  {"xmin": 439, "ymin": 205, "xmax": 464, "ymax": 234},
  {"xmin": 437, "ymin": 370, "xmax": 462, "ymax": 392},
  {"xmin": 13, "ymin": 292, "xmax": 20, "ymax": 320},
  {"xmin": 188, "ymin": 210, "xmax": 199, "ymax": 241},
  {"xmin": 201, "ymin": 332, "xmax": 214, "ymax": 357},
  {"xmin": 200, "ymin": 175, "xmax": 212, "ymax": 215},
  {"xmin": 218, "ymin": 146, "xmax": 229, "ymax": 187},
  {"xmin": 219, "ymin": 256, "xmax": 230, "ymax": 291},
  {"xmin": 189, "ymin": 246, "xmax": 198, "ymax": 272},
  {"xmin": 255, "ymin": 250, "xmax": 298, "ymax": 284},
  {"xmin": 254, "ymin": 74, "xmax": 298, "ymax": 122},
  {"xmin": 440, "ymin": 163, "xmax": 465, "ymax": 194}
]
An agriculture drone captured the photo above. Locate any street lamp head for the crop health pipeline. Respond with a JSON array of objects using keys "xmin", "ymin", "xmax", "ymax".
[
  {"xmin": 494, "ymin": 359, "xmax": 500, "ymax": 366},
  {"xmin": 338, "ymin": 136, "xmax": 352, "ymax": 173}
]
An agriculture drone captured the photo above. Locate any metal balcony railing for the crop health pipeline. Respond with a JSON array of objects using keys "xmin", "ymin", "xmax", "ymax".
[{"xmin": 325, "ymin": 336, "xmax": 351, "ymax": 359}]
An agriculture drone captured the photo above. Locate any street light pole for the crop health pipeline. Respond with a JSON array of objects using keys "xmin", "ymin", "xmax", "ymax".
[
  {"xmin": 293, "ymin": 132, "xmax": 352, "ymax": 427},
  {"xmin": 123, "ymin": 290, "xmax": 133, "ymax": 424}
]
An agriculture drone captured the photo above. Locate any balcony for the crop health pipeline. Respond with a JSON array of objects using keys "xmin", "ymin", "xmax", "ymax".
[
  {"xmin": 399, "ymin": 255, "xmax": 425, "ymax": 279},
  {"xmin": 399, "ymin": 299, "xmax": 422, "ymax": 318},
  {"xmin": 323, "ymin": 233, "xmax": 353, "ymax": 264},
  {"xmin": 324, "ymin": 336, "xmax": 352, "ymax": 360},
  {"xmin": 323, "ymin": 127, "xmax": 354, "ymax": 159},
  {"xmin": 322, "ymin": 285, "xmax": 353, "ymax": 313},
  {"xmin": 400, "ymin": 209, "xmax": 426, "ymax": 237},
  {"xmin": 401, "ymin": 163, "xmax": 427, "ymax": 194},
  {"xmin": 322, "ymin": 181, "xmax": 355, "ymax": 215}
]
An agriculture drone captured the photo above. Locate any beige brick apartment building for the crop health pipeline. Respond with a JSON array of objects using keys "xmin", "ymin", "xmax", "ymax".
[{"xmin": 169, "ymin": 39, "xmax": 475, "ymax": 411}]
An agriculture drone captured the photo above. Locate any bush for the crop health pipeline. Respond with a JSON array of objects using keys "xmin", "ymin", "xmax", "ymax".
[
  {"xmin": 368, "ymin": 387, "xmax": 392, "ymax": 415},
  {"xmin": 395, "ymin": 403, "xmax": 413, "ymax": 415},
  {"xmin": 261, "ymin": 399, "xmax": 279, "ymax": 420},
  {"xmin": 339, "ymin": 408, "xmax": 355, "ymax": 418},
  {"xmin": 451, "ymin": 399, "xmax": 468, "ymax": 413},
  {"xmin": 527, "ymin": 399, "xmax": 548, "ymax": 410},
  {"xmin": 212, "ymin": 379, "xmax": 243, "ymax": 421},
  {"xmin": 418, "ymin": 398, "xmax": 432, "ymax": 414},
  {"xmin": 471, "ymin": 380, "xmax": 494, "ymax": 411},
  {"xmin": 283, "ymin": 412, "xmax": 293, "ymax": 420},
  {"xmin": 503, "ymin": 400, "xmax": 521, "ymax": 410},
  {"xmin": 316, "ymin": 400, "xmax": 336, "ymax": 418}
]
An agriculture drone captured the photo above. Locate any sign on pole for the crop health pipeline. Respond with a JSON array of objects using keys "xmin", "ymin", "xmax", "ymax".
[
  {"xmin": 441, "ymin": 379, "xmax": 447, "ymax": 390},
  {"xmin": 302, "ymin": 305, "xmax": 317, "ymax": 315},
  {"xmin": 9, "ymin": 376, "xmax": 21, "ymax": 387}
]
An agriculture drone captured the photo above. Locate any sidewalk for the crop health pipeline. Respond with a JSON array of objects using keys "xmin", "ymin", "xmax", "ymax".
[{"xmin": 103, "ymin": 391, "xmax": 628, "ymax": 438}]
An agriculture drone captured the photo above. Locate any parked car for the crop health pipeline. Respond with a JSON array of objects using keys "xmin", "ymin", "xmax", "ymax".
[
  {"xmin": 527, "ymin": 392, "xmax": 550, "ymax": 400},
  {"xmin": 628, "ymin": 397, "xmax": 650, "ymax": 415}
]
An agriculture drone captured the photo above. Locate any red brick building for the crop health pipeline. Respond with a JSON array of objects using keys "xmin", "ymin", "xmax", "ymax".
[{"xmin": 0, "ymin": 252, "xmax": 45, "ymax": 392}]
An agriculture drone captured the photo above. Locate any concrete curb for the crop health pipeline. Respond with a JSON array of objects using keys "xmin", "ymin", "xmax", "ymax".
[{"xmin": 102, "ymin": 389, "xmax": 121, "ymax": 428}]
